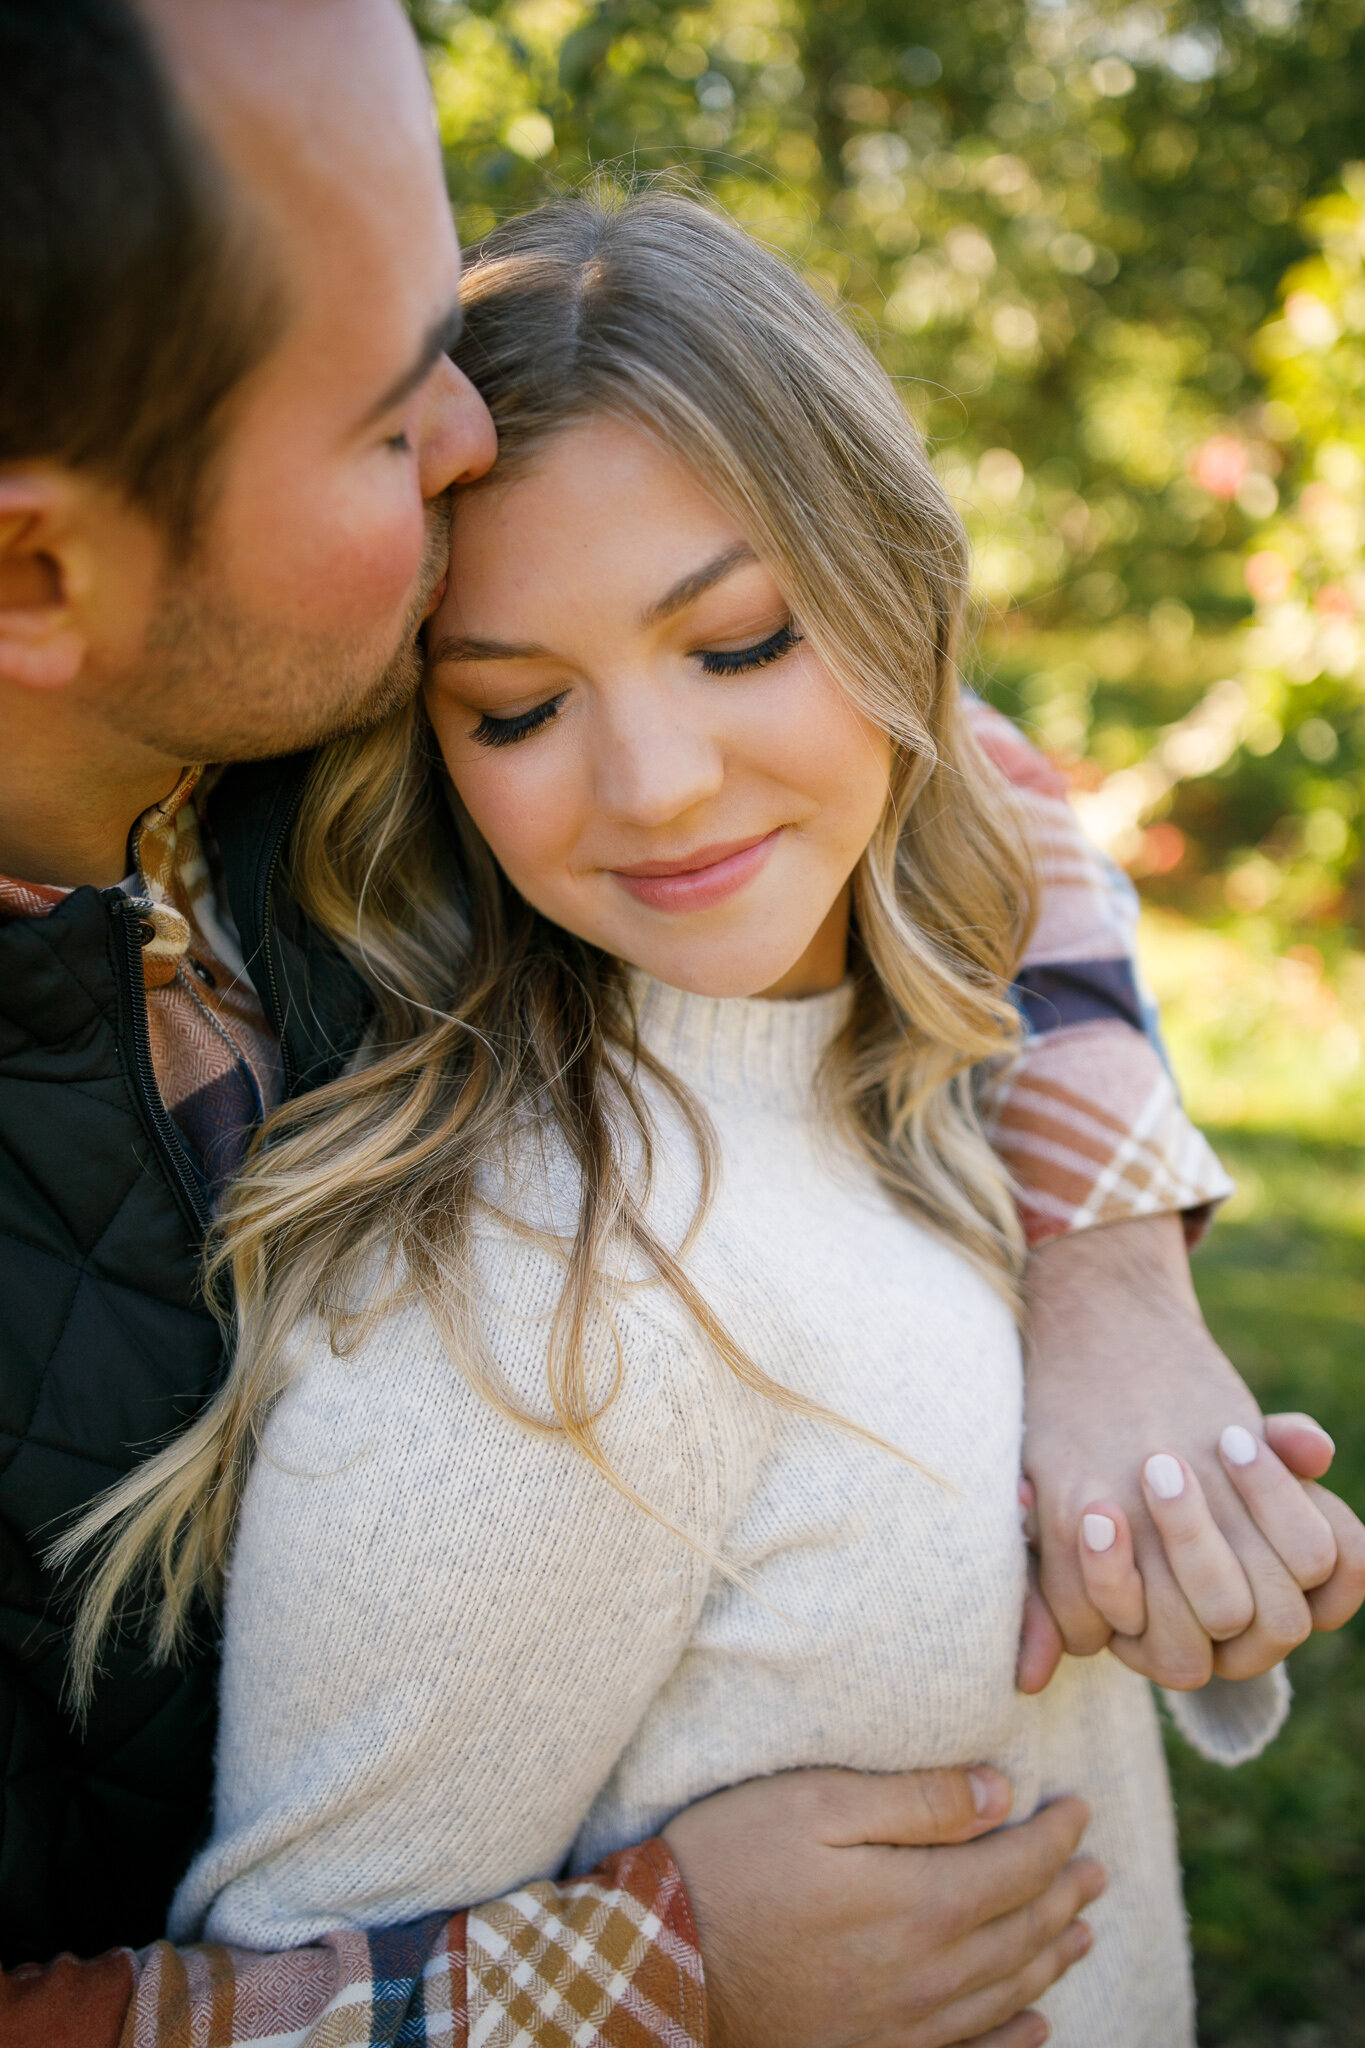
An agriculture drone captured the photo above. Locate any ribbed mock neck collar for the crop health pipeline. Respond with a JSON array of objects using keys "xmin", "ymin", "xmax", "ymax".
[{"xmin": 629, "ymin": 973, "xmax": 853, "ymax": 1113}]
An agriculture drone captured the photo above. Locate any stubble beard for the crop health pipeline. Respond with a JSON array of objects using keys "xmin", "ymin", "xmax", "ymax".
[{"xmin": 105, "ymin": 495, "xmax": 453, "ymax": 764}]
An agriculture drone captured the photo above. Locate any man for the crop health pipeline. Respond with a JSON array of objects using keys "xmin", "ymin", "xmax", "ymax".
[{"xmin": 0, "ymin": 3, "xmax": 1358, "ymax": 2044}]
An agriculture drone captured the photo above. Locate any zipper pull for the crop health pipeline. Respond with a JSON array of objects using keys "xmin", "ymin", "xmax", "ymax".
[{"xmin": 107, "ymin": 890, "xmax": 168, "ymax": 951}]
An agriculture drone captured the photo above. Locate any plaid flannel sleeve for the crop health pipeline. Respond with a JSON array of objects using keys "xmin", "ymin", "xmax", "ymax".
[
  {"xmin": 107, "ymin": 1839, "xmax": 705, "ymax": 2047},
  {"xmin": 967, "ymin": 697, "xmax": 1232, "ymax": 1248}
]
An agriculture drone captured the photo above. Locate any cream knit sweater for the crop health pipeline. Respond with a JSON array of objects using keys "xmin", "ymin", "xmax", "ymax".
[{"xmin": 174, "ymin": 979, "xmax": 1288, "ymax": 2044}]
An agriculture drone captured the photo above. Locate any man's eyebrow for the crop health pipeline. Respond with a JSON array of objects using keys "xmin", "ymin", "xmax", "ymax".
[
  {"xmin": 640, "ymin": 542, "xmax": 757, "ymax": 627},
  {"xmin": 360, "ymin": 299, "xmax": 465, "ymax": 426},
  {"xmin": 428, "ymin": 633, "xmax": 550, "ymax": 665}
]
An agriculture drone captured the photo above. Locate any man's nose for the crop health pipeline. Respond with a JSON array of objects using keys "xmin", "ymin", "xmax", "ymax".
[{"xmin": 418, "ymin": 356, "xmax": 497, "ymax": 498}]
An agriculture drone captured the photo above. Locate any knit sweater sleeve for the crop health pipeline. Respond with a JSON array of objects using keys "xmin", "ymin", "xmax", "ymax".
[{"xmin": 169, "ymin": 1261, "xmax": 734, "ymax": 1954}]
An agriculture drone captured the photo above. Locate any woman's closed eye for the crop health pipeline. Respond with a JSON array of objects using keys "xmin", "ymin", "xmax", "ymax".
[
  {"xmin": 698, "ymin": 622, "xmax": 802, "ymax": 676},
  {"xmin": 465, "ymin": 622, "xmax": 800, "ymax": 747},
  {"xmin": 472, "ymin": 693, "xmax": 567, "ymax": 749}
]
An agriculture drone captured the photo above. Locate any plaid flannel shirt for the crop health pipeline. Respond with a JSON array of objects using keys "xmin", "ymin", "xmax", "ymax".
[{"xmin": 0, "ymin": 703, "xmax": 1229, "ymax": 2048}]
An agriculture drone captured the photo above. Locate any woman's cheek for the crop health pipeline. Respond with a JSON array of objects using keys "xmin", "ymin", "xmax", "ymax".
[
  {"xmin": 749, "ymin": 661, "xmax": 890, "ymax": 823},
  {"xmin": 456, "ymin": 756, "xmax": 578, "ymax": 905}
]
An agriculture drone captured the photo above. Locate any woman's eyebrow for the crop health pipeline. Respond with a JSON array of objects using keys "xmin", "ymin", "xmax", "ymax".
[
  {"xmin": 428, "ymin": 542, "xmax": 761, "ymax": 663},
  {"xmin": 640, "ymin": 542, "xmax": 757, "ymax": 627},
  {"xmin": 428, "ymin": 634, "xmax": 549, "ymax": 664}
]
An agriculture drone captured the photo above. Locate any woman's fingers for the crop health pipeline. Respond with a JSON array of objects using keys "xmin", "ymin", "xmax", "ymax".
[
  {"xmin": 1076, "ymin": 1500, "xmax": 1147, "ymax": 1637},
  {"xmin": 1140, "ymin": 1453, "xmax": 1256, "ymax": 1643},
  {"xmin": 1016, "ymin": 1554, "xmax": 1067, "ymax": 1695},
  {"xmin": 1217, "ymin": 1426, "xmax": 1337, "ymax": 1589}
]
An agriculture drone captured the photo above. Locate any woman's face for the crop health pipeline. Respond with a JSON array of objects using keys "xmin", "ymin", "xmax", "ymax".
[{"xmin": 423, "ymin": 417, "xmax": 891, "ymax": 999}]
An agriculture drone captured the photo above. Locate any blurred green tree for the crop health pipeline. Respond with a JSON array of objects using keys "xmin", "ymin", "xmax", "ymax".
[{"xmin": 412, "ymin": 0, "xmax": 1365, "ymax": 939}]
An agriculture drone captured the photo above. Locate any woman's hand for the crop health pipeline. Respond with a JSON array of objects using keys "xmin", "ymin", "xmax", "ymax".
[
  {"xmin": 665, "ymin": 1764, "xmax": 1103, "ymax": 2048},
  {"xmin": 1019, "ymin": 1212, "xmax": 1365, "ymax": 1692}
]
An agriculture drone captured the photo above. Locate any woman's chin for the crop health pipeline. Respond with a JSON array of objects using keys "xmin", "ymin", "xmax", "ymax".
[{"xmin": 625, "ymin": 946, "xmax": 827, "ymax": 1002}]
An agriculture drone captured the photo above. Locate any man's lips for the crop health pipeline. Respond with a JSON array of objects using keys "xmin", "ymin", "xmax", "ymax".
[{"xmin": 609, "ymin": 830, "xmax": 782, "ymax": 912}]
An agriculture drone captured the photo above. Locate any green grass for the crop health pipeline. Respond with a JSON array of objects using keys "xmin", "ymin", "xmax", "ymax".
[{"xmin": 1176, "ymin": 1127, "xmax": 1365, "ymax": 2046}]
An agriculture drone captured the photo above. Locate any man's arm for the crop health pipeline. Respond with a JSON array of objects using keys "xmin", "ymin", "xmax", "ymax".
[
  {"xmin": 0, "ymin": 1768, "xmax": 1099, "ymax": 2048},
  {"xmin": 964, "ymin": 695, "xmax": 1231, "ymax": 1251},
  {"xmin": 1024, "ymin": 1213, "xmax": 1365, "ymax": 1689},
  {"xmin": 668, "ymin": 1767, "xmax": 1100, "ymax": 2048},
  {"xmin": 968, "ymin": 697, "xmax": 1365, "ymax": 1684}
]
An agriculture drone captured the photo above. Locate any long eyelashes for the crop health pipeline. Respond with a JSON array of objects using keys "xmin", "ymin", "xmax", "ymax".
[
  {"xmin": 469, "ymin": 625, "xmax": 801, "ymax": 749},
  {"xmin": 699, "ymin": 623, "xmax": 802, "ymax": 676},
  {"xmin": 472, "ymin": 694, "xmax": 566, "ymax": 748}
]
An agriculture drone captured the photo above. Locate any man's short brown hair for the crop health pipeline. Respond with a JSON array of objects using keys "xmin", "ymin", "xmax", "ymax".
[{"xmin": 0, "ymin": 0, "xmax": 283, "ymax": 544}]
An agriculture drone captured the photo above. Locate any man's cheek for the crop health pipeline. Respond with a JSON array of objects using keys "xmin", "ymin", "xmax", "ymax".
[
  {"xmin": 238, "ymin": 483, "xmax": 428, "ymax": 638},
  {"xmin": 313, "ymin": 499, "xmax": 429, "ymax": 634}
]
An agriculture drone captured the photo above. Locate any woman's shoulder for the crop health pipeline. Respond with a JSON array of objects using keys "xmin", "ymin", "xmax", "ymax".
[{"xmin": 256, "ymin": 1228, "xmax": 760, "ymax": 1519}]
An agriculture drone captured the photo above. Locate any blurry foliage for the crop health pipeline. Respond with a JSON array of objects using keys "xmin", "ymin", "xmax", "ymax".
[
  {"xmin": 1176, "ymin": 1118, "xmax": 1365, "ymax": 2045},
  {"xmin": 412, "ymin": 0, "xmax": 1365, "ymax": 947},
  {"xmin": 1228, "ymin": 176, "xmax": 1365, "ymax": 932}
]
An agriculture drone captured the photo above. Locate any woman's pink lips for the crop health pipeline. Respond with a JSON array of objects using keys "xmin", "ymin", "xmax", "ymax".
[{"xmin": 610, "ymin": 830, "xmax": 782, "ymax": 912}]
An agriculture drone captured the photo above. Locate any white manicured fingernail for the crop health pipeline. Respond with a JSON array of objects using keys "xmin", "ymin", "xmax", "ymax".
[
  {"xmin": 1221, "ymin": 1424, "xmax": 1259, "ymax": 1467},
  {"xmin": 1083, "ymin": 1513, "xmax": 1117, "ymax": 1553},
  {"xmin": 968, "ymin": 1767, "xmax": 998, "ymax": 1814},
  {"xmin": 1145, "ymin": 1453, "xmax": 1185, "ymax": 1500}
]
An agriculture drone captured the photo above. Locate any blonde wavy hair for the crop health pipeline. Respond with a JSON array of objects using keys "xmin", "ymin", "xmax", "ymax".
[{"xmin": 56, "ymin": 185, "xmax": 1036, "ymax": 1697}]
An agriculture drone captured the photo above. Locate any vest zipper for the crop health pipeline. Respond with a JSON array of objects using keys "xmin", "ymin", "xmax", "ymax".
[
  {"xmin": 254, "ymin": 778, "xmax": 306, "ymax": 1099},
  {"xmin": 107, "ymin": 893, "xmax": 211, "ymax": 1234}
]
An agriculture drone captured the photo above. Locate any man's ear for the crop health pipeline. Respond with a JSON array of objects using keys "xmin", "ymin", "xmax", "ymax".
[{"xmin": 0, "ymin": 470, "xmax": 91, "ymax": 692}]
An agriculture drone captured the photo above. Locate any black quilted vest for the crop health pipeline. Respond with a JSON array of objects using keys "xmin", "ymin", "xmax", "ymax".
[{"xmin": 0, "ymin": 754, "xmax": 372, "ymax": 1964}]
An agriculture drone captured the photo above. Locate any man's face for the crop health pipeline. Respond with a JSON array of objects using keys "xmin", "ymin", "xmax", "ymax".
[{"xmin": 99, "ymin": 0, "xmax": 495, "ymax": 761}]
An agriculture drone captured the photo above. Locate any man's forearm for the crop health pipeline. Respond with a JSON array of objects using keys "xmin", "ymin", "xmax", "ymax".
[
  {"xmin": 0, "ymin": 1841, "xmax": 702, "ymax": 2048},
  {"xmin": 964, "ymin": 696, "xmax": 1231, "ymax": 1247}
]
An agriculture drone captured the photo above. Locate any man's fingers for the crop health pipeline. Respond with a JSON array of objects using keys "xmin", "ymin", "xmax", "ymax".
[
  {"xmin": 1263, "ymin": 1412, "xmax": 1336, "ymax": 1482},
  {"xmin": 1133, "ymin": 1453, "xmax": 1311, "ymax": 1683},
  {"xmin": 1016, "ymin": 1564, "xmax": 1066, "ymax": 1695},
  {"xmin": 816, "ymin": 1764, "xmax": 1014, "ymax": 1849},
  {"xmin": 1105, "ymin": 1514, "xmax": 1216, "ymax": 1689},
  {"xmin": 1217, "ymin": 1427, "xmax": 1337, "ymax": 1588},
  {"xmin": 1140, "ymin": 1453, "xmax": 1256, "ymax": 1641},
  {"xmin": 1076, "ymin": 1500, "xmax": 1147, "ymax": 1636},
  {"xmin": 950, "ymin": 2014, "xmax": 1052, "ymax": 2048},
  {"xmin": 912, "ymin": 1798, "xmax": 1092, "ymax": 1938},
  {"xmin": 921, "ymin": 1916, "xmax": 1095, "ymax": 2048},
  {"xmin": 940, "ymin": 1854, "xmax": 1105, "ymax": 2008},
  {"xmin": 1302, "ymin": 1484, "xmax": 1365, "ymax": 1633}
]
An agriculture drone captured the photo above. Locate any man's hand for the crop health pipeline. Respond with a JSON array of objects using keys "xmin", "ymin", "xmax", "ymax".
[
  {"xmin": 664, "ymin": 1766, "xmax": 1103, "ymax": 2048},
  {"xmin": 1022, "ymin": 1212, "xmax": 1365, "ymax": 1690}
]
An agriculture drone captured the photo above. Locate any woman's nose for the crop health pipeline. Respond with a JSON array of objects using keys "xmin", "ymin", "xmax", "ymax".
[
  {"xmin": 418, "ymin": 357, "xmax": 498, "ymax": 498},
  {"xmin": 594, "ymin": 703, "xmax": 725, "ymax": 828}
]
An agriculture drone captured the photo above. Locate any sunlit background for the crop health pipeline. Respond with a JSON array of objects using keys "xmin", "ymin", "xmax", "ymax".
[{"xmin": 407, "ymin": 3, "xmax": 1365, "ymax": 2035}]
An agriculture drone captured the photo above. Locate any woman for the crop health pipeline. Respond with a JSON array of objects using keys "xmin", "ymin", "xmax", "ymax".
[{"xmin": 66, "ymin": 191, "xmax": 1297, "ymax": 2042}]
